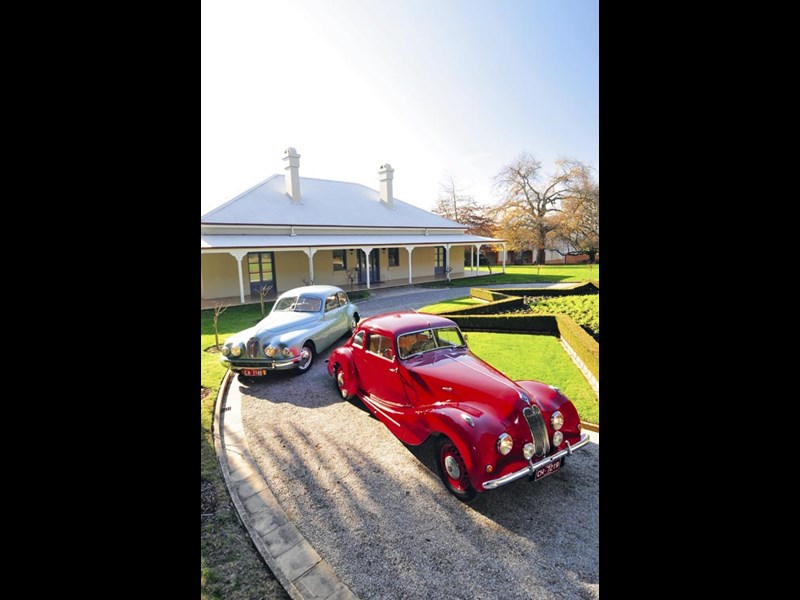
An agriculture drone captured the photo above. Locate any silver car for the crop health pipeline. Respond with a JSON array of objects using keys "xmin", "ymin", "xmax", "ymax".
[{"xmin": 220, "ymin": 285, "xmax": 360, "ymax": 377}]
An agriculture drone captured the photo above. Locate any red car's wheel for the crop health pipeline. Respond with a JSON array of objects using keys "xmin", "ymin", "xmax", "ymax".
[
  {"xmin": 435, "ymin": 436, "xmax": 476, "ymax": 502},
  {"xmin": 334, "ymin": 364, "xmax": 352, "ymax": 400}
]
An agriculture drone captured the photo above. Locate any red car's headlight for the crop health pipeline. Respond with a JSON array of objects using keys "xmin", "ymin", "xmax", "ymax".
[{"xmin": 496, "ymin": 433, "xmax": 513, "ymax": 455}]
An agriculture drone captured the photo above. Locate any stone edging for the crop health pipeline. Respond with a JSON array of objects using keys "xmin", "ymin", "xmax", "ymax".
[
  {"xmin": 213, "ymin": 370, "xmax": 357, "ymax": 600},
  {"xmin": 559, "ymin": 336, "xmax": 599, "ymax": 396}
]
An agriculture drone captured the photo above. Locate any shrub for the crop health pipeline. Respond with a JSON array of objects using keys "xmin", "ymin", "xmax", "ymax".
[
  {"xmin": 446, "ymin": 314, "xmax": 560, "ymax": 334},
  {"xmin": 556, "ymin": 314, "xmax": 599, "ymax": 380}
]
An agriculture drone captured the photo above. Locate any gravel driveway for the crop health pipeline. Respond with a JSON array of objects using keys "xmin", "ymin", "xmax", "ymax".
[{"xmin": 239, "ymin": 286, "xmax": 599, "ymax": 599}]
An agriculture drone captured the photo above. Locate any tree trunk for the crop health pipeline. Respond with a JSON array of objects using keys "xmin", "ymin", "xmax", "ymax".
[
  {"xmin": 588, "ymin": 250, "xmax": 596, "ymax": 263},
  {"xmin": 535, "ymin": 247, "xmax": 546, "ymax": 265}
]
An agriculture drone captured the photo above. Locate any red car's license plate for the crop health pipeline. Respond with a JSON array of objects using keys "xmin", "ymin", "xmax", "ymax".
[
  {"xmin": 242, "ymin": 368, "xmax": 267, "ymax": 377},
  {"xmin": 534, "ymin": 459, "xmax": 561, "ymax": 481}
]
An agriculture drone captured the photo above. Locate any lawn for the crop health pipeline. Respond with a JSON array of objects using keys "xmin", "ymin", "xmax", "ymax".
[
  {"xmin": 420, "ymin": 264, "xmax": 599, "ymax": 288},
  {"xmin": 201, "ymin": 302, "xmax": 288, "ymax": 600},
  {"xmin": 200, "ymin": 290, "xmax": 370, "ymax": 599},
  {"xmin": 466, "ymin": 332, "xmax": 599, "ymax": 424}
]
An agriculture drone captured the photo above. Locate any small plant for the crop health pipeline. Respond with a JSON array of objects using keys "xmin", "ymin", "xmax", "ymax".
[
  {"xmin": 212, "ymin": 302, "xmax": 228, "ymax": 350},
  {"xmin": 346, "ymin": 269, "xmax": 357, "ymax": 290},
  {"xmin": 258, "ymin": 283, "xmax": 273, "ymax": 318},
  {"xmin": 302, "ymin": 277, "xmax": 315, "ymax": 286},
  {"xmin": 445, "ymin": 264, "xmax": 453, "ymax": 283}
]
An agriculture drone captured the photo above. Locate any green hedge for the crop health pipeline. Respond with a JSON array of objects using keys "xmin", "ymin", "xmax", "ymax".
[
  {"xmin": 446, "ymin": 314, "xmax": 559, "ymax": 334},
  {"xmin": 439, "ymin": 295, "xmax": 524, "ymax": 315},
  {"xmin": 555, "ymin": 314, "xmax": 599, "ymax": 380},
  {"xmin": 486, "ymin": 281, "xmax": 599, "ymax": 298},
  {"xmin": 470, "ymin": 288, "xmax": 511, "ymax": 302}
]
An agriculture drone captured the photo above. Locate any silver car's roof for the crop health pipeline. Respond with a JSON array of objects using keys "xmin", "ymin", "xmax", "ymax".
[{"xmin": 276, "ymin": 285, "xmax": 347, "ymax": 299}]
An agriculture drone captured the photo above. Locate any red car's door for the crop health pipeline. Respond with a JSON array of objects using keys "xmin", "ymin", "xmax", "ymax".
[{"xmin": 354, "ymin": 331, "xmax": 422, "ymax": 440}]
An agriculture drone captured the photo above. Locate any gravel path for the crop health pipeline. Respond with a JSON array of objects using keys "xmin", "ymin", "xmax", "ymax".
[{"xmin": 239, "ymin": 285, "xmax": 599, "ymax": 600}]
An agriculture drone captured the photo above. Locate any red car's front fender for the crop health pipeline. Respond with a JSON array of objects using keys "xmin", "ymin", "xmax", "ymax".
[{"xmin": 328, "ymin": 347, "xmax": 359, "ymax": 398}]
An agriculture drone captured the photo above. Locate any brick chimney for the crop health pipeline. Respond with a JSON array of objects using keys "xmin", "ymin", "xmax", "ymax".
[
  {"xmin": 283, "ymin": 147, "xmax": 301, "ymax": 203},
  {"xmin": 379, "ymin": 163, "xmax": 394, "ymax": 209}
]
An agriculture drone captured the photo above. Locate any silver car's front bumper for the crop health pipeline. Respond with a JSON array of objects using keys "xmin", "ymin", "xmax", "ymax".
[
  {"xmin": 482, "ymin": 433, "xmax": 591, "ymax": 490},
  {"xmin": 220, "ymin": 355, "xmax": 303, "ymax": 372}
]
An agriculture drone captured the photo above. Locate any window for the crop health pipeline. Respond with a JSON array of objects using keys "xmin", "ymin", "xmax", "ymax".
[
  {"xmin": 246, "ymin": 252, "xmax": 275, "ymax": 294},
  {"xmin": 397, "ymin": 329, "xmax": 435, "ymax": 358},
  {"xmin": 325, "ymin": 294, "xmax": 340, "ymax": 312},
  {"xmin": 337, "ymin": 291, "xmax": 349, "ymax": 306},
  {"xmin": 352, "ymin": 330, "xmax": 365, "ymax": 349},
  {"xmin": 434, "ymin": 327, "xmax": 465, "ymax": 348},
  {"xmin": 367, "ymin": 333, "xmax": 394, "ymax": 360},
  {"xmin": 435, "ymin": 247, "xmax": 445, "ymax": 268},
  {"xmin": 388, "ymin": 247, "xmax": 400, "ymax": 267},
  {"xmin": 332, "ymin": 249, "xmax": 347, "ymax": 271}
]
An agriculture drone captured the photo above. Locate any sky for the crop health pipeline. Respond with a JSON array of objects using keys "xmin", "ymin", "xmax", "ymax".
[{"xmin": 201, "ymin": 0, "xmax": 598, "ymax": 217}]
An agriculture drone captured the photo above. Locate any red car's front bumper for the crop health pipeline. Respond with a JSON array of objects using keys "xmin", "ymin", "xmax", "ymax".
[{"xmin": 481, "ymin": 434, "xmax": 591, "ymax": 490}]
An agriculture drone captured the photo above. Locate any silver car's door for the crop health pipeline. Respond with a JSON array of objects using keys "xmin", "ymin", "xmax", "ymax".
[{"xmin": 323, "ymin": 293, "xmax": 348, "ymax": 347}]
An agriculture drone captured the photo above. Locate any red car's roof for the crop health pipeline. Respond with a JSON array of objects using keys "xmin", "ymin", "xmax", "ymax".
[{"xmin": 359, "ymin": 311, "xmax": 457, "ymax": 336}]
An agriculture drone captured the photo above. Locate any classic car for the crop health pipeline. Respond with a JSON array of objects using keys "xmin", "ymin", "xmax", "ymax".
[
  {"xmin": 327, "ymin": 311, "xmax": 589, "ymax": 501},
  {"xmin": 221, "ymin": 285, "xmax": 359, "ymax": 377}
]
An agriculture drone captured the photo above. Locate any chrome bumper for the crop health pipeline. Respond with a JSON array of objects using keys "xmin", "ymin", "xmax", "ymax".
[
  {"xmin": 220, "ymin": 356, "xmax": 303, "ymax": 371},
  {"xmin": 482, "ymin": 433, "xmax": 591, "ymax": 490}
]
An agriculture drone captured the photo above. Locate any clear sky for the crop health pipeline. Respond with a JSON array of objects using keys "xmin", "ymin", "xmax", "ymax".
[{"xmin": 201, "ymin": 0, "xmax": 598, "ymax": 216}]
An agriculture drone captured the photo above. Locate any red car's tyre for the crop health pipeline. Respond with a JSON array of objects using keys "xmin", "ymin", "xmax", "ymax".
[
  {"xmin": 435, "ymin": 436, "xmax": 477, "ymax": 502},
  {"xmin": 334, "ymin": 364, "xmax": 353, "ymax": 400}
]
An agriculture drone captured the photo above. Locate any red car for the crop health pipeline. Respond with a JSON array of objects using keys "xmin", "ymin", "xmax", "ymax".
[{"xmin": 327, "ymin": 311, "xmax": 590, "ymax": 501}]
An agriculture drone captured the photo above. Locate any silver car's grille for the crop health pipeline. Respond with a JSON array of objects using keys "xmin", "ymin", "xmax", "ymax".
[
  {"xmin": 230, "ymin": 360, "xmax": 268, "ymax": 367},
  {"xmin": 523, "ymin": 405, "xmax": 550, "ymax": 458},
  {"xmin": 246, "ymin": 337, "xmax": 260, "ymax": 359}
]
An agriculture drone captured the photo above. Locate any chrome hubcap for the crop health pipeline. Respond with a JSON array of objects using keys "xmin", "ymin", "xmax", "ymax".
[
  {"xmin": 444, "ymin": 455, "xmax": 461, "ymax": 479},
  {"xmin": 298, "ymin": 348, "xmax": 312, "ymax": 369},
  {"xmin": 337, "ymin": 370, "xmax": 346, "ymax": 396}
]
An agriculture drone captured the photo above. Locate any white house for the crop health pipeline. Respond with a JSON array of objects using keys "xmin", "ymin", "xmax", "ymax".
[{"xmin": 201, "ymin": 148, "xmax": 506, "ymax": 302}]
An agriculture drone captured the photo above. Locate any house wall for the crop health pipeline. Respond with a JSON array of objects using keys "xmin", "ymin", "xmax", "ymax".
[
  {"xmin": 201, "ymin": 253, "xmax": 242, "ymax": 299},
  {"xmin": 201, "ymin": 244, "xmax": 471, "ymax": 299}
]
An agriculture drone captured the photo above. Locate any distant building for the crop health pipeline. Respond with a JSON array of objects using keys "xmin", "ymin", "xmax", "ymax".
[{"xmin": 201, "ymin": 148, "xmax": 505, "ymax": 302}]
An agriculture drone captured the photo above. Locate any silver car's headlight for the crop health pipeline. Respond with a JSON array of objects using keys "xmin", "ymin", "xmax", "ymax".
[
  {"xmin": 221, "ymin": 346, "xmax": 230, "ymax": 356},
  {"xmin": 264, "ymin": 345, "xmax": 277, "ymax": 357},
  {"xmin": 282, "ymin": 347, "xmax": 293, "ymax": 357},
  {"xmin": 523, "ymin": 443, "xmax": 535, "ymax": 460},
  {"xmin": 231, "ymin": 345, "xmax": 242, "ymax": 357},
  {"xmin": 496, "ymin": 433, "xmax": 513, "ymax": 455},
  {"xmin": 553, "ymin": 431, "xmax": 564, "ymax": 446},
  {"xmin": 551, "ymin": 411, "xmax": 564, "ymax": 431}
]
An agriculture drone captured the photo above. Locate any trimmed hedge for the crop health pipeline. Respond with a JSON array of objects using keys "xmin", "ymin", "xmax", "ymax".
[
  {"xmin": 488, "ymin": 281, "xmax": 599, "ymax": 298},
  {"xmin": 470, "ymin": 288, "xmax": 511, "ymax": 302},
  {"xmin": 446, "ymin": 314, "xmax": 559, "ymax": 334},
  {"xmin": 555, "ymin": 314, "xmax": 599, "ymax": 380}
]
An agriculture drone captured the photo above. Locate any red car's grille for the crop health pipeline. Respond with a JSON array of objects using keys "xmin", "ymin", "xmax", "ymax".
[{"xmin": 523, "ymin": 405, "xmax": 550, "ymax": 458}]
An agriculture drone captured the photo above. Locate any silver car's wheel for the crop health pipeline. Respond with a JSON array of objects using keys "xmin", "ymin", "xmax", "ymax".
[{"xmin": 296, "ymin": 343, "xmax": 314, "ymax": 373}]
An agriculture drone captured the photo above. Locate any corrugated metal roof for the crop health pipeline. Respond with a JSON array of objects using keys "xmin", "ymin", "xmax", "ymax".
[
  {"xmin": 201, "ymin": 233, "xmax": 502, "ymax": 250},
  {"xmin": 200, "ymin": 175, "xmax": 466, "ymax": 228}
]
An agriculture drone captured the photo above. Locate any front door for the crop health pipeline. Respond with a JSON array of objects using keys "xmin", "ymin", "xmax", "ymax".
[
  {"xmin": 247, "ymin": 252, "xmax": 276, "ymax": 295},
  {"xmin": 357, "ymin": 250, "xmax": 380, "ymax": 284},
  {"xmin": 434, "ymin": 246, "xmax": 446, "ymax": 276}
]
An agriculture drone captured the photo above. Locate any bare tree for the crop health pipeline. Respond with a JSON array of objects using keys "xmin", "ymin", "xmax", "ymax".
[
  {"xmin": 555, "ymin": 178, "xmax": 599, "ymax": 263},
  {"xmin": 433, "ymin": 174, "xmax": 495, "ymax": 236},
  {"xmin": 493, "ymin": 153, "xmax": 592, "ymax": 265},
  {"xmin": 212, "ymin": 302, "xmax": 228, "ymax": 350},
  {"xmin": 258, "ymin": 283, "xmax": 274, "ymax": 318}
]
